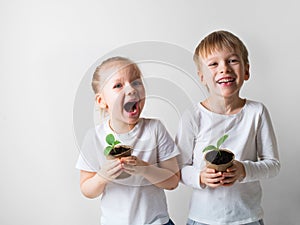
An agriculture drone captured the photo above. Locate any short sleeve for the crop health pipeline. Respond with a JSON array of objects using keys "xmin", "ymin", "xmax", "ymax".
[
  {"xmin": 154, "ymin": 120, "xmax": 179, "ymax": 162},
  {"xmin": 75, "ymin": 128, "xmax": 101, "ymax": 172}
]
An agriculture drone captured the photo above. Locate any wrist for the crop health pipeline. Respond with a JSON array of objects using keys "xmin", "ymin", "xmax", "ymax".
[
  {"xmin": 96, "ymin": 171, "xmax": 110, "ymax": 184},
  {"xmin": 199, "ymin": 171, "xmax": 206, "ymax": 189},
  {"xmin": 238, "ymin": 162, "xmax": 246, "ymax": 182},
  {"xmin": 138, "ymin": 160, "xmax": 150, "ymax": 176}
]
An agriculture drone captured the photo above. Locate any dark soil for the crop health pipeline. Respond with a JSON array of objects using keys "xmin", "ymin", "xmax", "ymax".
[
  {"xmin": 110, "ymin": 145, "xmax": 131, "ymax": 156},
  {"xmin": 205, "ymin": 150, "xmax": 234, "ymax": 165}
]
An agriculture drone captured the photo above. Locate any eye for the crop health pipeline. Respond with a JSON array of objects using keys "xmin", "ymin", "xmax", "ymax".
[
  {"xmin": 228, "ymin": 58, "xmax": 239, "ymax": 64},
  {"xmin": 208, "ymin": 62, "xmax": 218, "ymax": 67},
  {"xmin": 113, "ymin": 83, "xmax": 123, "ymax": 89},
  {"xmin": 131, "ymin": 79, "xmax": 143, "ymax": 86}
]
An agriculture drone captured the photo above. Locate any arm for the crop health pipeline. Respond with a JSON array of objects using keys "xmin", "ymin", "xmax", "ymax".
[
  {"xmin": 122, "ymin": 156, "xmax": 180, "ymax": 190},
  {"xmin": 222, "ymin": 105, "xmax": 280, "ymax": 185},
  {"xmin": 79, "ymin": 159, "xmax": 123, "ymax": 198},
  {"xmin": 175, "ymin": 109, "xmax": 203, "ymax": 189},
  {"xmin": 241, "ymin": 106, "xmax": 280, "ymax": 182}
]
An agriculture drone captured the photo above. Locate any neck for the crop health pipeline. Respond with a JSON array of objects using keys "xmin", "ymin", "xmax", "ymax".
[
  {"xmin": 202, "ymin": 97, "xmax": 246, "ymax": 115},
  {"xmin": 109, "ymin": 119, "xmax": 138, "ymax": 134}
]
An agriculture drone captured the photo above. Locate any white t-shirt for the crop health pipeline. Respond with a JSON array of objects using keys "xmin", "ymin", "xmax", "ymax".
[
  {"xmin": 176, "ymin": 100, "xmax": 280, "ymax": 225},
  {"xmin": 76, "ymin": 118, "xmax": 179, "ymax": 225}
]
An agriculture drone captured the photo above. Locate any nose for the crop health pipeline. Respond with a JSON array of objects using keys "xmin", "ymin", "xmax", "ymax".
[
  {"xmin": 125, "ymin": 83, "xmax": 137, "ymax": 95},
  {"xmin": 219, "ymin": 61, "xmax": 231, "ymax": 74}
]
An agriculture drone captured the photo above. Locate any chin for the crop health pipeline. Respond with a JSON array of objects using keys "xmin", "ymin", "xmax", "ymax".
[{"xmin": 126, "ymin": 117, "xmax": 141, "ymax": 125}]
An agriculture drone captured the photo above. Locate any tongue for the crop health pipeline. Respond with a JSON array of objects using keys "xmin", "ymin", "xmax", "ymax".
[{"xmin": 124, "ymin": 102, "xmax": 136, "ymax": 112}]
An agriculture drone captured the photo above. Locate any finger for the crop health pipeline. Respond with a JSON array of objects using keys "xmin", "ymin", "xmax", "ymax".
[
  {"xmin": 204, "ymin": 173, "xmax": 224, "ymax": 183},
  {"xmin": 122, "ymin": 166, "xmax": 135, "ymax": 175},
  {"xmin": 207, "ymin": 172, "xmax": 223, "ymax": 179},
  {"xmin": 110, "ymin": 169, "xmax": 124, "ymax": 179},
  {"xmin": 206, "ymin": 181, "xmax": 223, "ymax": 188},
  {"xmin": 207, "ymin": 177, "xmax": 224, "ymax": 184},
  {"xmin": 105, "ymin": 159, "xmax": 121, "ymax": 169},
  {"xmin": 227, "ymin": 160, "xmax": 241, "ymax": 172},
  {"xmin": 220, "ymin": 177, "xmax": 236, "ymax": 185},
  {"xmin": 122, "ymin": 163, "xmax": 135, "ymax": 171},
  {"xmin": 122, "ymin": 156, "xmax": 138, "ymax": 166},
  {"xmin": 122, "ymin": 169, "xmax": 135, "ymax": 175},
  {"xmin": 206, "ymin": 168, "xmax": 218, "ymax": 173},
  {"xmin": 222, "ymin": 172, "xmax": 235, "ymax": 178},
  {"xmin": 107, "ymin": 164, "xmax": 123, "ymax": 176},
  {"xmin": 124, "ymin": 159, "xmax": 137, "ymax": 165},
  {"xmin": 123, "ymin": 155, "xmax": 137, "ymax": 160},
  {"xmin": 226, "ymin": 167, "xmax": 237, "ymax": 173},
  {"xmin": 97, "ymin": 169, "xmax": 121, "ymax": 180}
]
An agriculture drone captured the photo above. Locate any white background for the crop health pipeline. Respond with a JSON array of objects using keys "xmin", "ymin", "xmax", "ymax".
[{"xmin": 1, "ymin": 0, "xmax": 300, "ymax": 224}]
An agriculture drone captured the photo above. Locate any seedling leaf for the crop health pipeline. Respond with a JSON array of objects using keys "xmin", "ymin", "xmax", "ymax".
[
  {"xmin": 106, "ymin": 134, "xmax": 115, "ymax": 145},
  {"xmin": 216, "ymin": 134, "xmax": 228, "ymax": 149},
  {"xmin": 203, "ymin": 145, "xmax": 217, "ymax": 152},
  {"xmin": 114, "ymin": 140, "xmax": 121, "ymax": 145},
  {"xmin": 104, "ymin": 134, "xmax": 122, "ymax": 156},
  {"xmin": 202, "ymin": 134, "xmax": 229, "ymax": 155},
  {"xmin": 104, "ymin": 146, "xmax": 113, "ymax": 156}
]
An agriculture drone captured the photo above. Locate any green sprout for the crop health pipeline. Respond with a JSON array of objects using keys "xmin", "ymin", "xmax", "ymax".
[
  {"xmin": 104, "ymin": 134, "xmax": 121, "ymax": 156},
  {"xmin": 202, "ymin": 134, "xmax": 229, "ymax": 155}
]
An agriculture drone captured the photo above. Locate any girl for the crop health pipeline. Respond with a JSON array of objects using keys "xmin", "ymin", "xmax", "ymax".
[{"xmin": 76, "ymin": 56, "xmax": 180, "ymax": 225}]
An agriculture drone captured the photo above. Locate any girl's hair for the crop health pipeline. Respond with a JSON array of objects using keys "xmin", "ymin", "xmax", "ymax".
[
  {"xmin": 193, "ymin": 30, "xmax": 249, "ymax": 70},
  {"xmin": 91, "ymin": 56, "xmax": 142, "ymax": 94}
]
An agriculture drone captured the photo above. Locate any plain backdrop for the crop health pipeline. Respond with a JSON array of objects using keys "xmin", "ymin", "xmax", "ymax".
[{"xmin": 1, "ymin": 0, "xmax": 300, "ymax": 225}]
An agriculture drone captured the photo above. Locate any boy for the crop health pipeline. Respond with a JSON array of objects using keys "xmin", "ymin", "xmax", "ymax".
[{"xmin": 176, "ymin": 30, "xmax": 280, "ymax": 225}]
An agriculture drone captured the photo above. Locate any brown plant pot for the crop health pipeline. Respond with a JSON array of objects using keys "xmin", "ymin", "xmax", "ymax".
[
  {"xmin": 204, "ymin": 149, "xmax": 235, "ymax": 172},
  {"xmin": 106, "ymin": 145, "xmax": 133, "ymax": 179}
]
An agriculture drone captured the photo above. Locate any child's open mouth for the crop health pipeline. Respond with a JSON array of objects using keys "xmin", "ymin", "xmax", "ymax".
[
  {"xmin": 216, "ymin": 77, "xmax": 236, "ymax": 84},
  {"xmin": 123, "ymin": 101, "xmax": 138, "ymax": 113}
]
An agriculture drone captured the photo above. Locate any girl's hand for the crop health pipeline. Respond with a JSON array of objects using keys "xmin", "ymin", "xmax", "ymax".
[
  {"xmin": 220, "ymin": 160, "xmax": 246, "ymax": 186},
  {"xmin": 97, "ymin": 159, "xmax": 123, "ymax": 181},
  {"xmin": 200, "ymin": 167, "xmax": 224, "ymax": 188},
  {"xmin": 79, "ymin": 159, "xmax": 123, "ymax": 198},
  {"xmin": 121, "ymin": 155, "xmax": 180, "ymax": 190},
  {"xmin": 121, "ymin": 155, "xmax": 147, "ymax": 175}
]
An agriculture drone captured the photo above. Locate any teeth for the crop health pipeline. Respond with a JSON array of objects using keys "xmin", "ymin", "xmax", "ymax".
[{"xmin": 218, "ymin": 78, "xmax": 234, "ymax": 83}]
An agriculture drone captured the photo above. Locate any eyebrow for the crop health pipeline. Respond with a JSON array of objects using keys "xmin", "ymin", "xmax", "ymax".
[
  {"xmin": 110, "ymin": 75, "xmax": 124, "ymax": 82},
  {"xmin": 228, "ymin": 53, "xmax": 240, "ymax": 58},
  {"xmin": 205, "ymin": 52, "xmax": 240, "ymax": 60}
]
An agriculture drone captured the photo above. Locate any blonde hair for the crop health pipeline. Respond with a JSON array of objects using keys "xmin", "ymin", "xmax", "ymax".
[
  {"xmin": 193, "ymin": 30, "xmax": 249, "ymax": 70},
  {"xmin": 91, "ymin": 56, "xmax": 142, "ymax": 94}
]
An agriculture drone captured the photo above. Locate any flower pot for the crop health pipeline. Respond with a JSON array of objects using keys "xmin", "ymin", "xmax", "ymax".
[
  {"xmin": 204, "ymin": 149, "xmax": 235, "ymax": 172},
  {"xmin": 106, "ymin": 145, "xmax": 133, "ymax": 179}
]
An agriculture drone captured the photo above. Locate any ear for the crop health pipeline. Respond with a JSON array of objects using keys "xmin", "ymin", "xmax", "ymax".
[
  {"xmin": 95, "ymin": 93, "xmax": 107, "ymax": 109},
  {"xmin": 198, "ymin": 70, "xmax": 206, "ymax": 85},
  {"xmin": 244, "ymin": 64, "xmax": 250, "ymax": 81}
]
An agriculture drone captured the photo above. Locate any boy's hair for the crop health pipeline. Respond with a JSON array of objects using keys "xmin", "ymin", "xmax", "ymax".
[
  {"xmin": 193, "ymin": 30, "xmax": 249, "ymax": 70},
  {"xmin": 91, "ymin": 56, "xmax": 142, "ymax": 94}
]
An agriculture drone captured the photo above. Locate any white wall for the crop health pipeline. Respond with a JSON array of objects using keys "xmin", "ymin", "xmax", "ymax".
[{"xmin": 1, "ymin": 0, "xmax": 299, "ymax": 224}]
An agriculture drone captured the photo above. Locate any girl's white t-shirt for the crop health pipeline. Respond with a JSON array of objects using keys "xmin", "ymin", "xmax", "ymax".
[
  {"xmin": 176, "ymin": 100, "xmax": 280, "ymax": 225},
  {"xmin": 76, "ymin": 118, "xmax": 179, "ymax": 225}
]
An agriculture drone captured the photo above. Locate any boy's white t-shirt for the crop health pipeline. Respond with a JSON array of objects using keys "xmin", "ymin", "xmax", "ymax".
[
  {"xmin": 176, "ymin": 100, "xmax": 280, "ymax": 225},
  {"xmin": 76, "ymin": 118, "xmax": 179, "ymax": 225}
]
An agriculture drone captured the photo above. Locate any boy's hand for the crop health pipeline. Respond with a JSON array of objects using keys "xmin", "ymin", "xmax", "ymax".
[
  {"xmin": 200, "ymin": 167, "xmax": 224, "ymax": 188},
  {"xmin": 221, "ymin": 160, "xmax": 246, "ymax": 186},
  {"xmin": 97, "ymin": 159, "xmax": 123, "ymax": 181}
]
